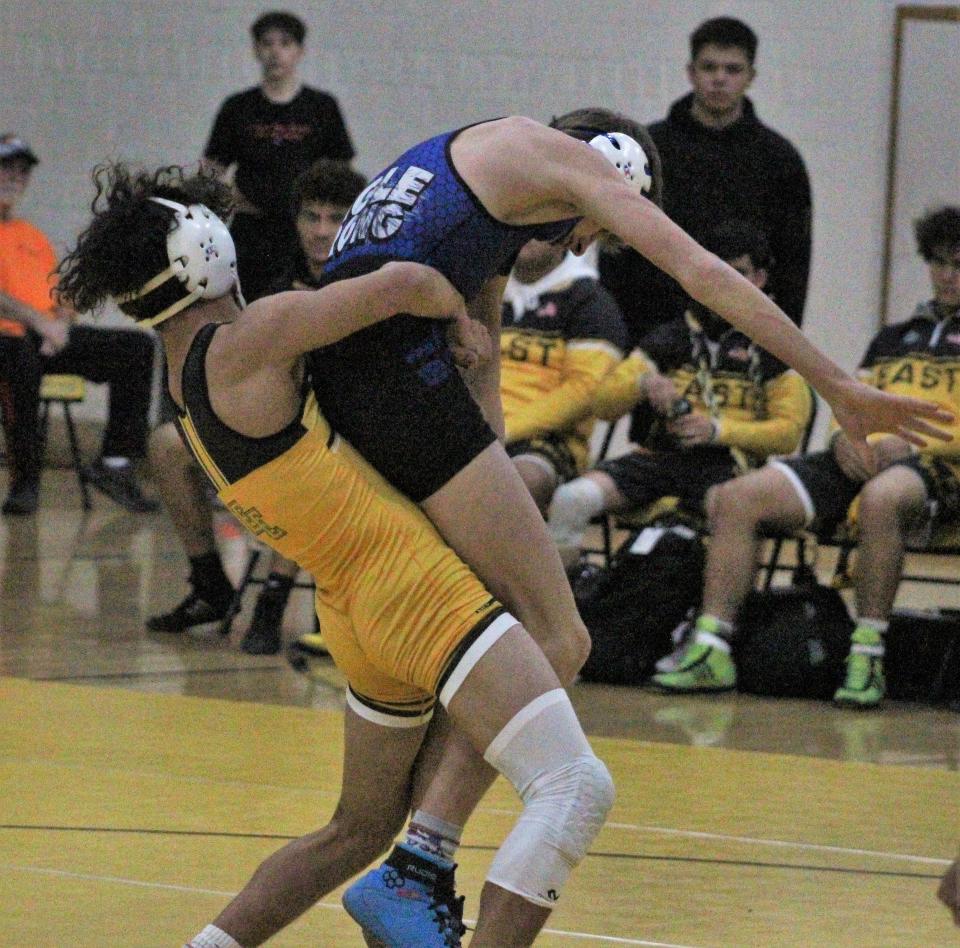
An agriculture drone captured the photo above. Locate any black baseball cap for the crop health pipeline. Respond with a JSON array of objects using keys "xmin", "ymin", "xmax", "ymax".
[{"xmin": 0, "ymin": 134, "xmax": 39, "ymax": 165}]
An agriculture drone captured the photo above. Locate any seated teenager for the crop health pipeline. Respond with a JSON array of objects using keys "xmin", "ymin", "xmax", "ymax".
[
  {"xmin": 548, "ymin": 219, "xmax": 812, "ymax": 573},
  {"xmin": 502, "ymin": 236, "xmax": 627, "ymax": 515},
  {"xmin": 653, "ymin": 206, "xmax": 960, "ymax": 705}
]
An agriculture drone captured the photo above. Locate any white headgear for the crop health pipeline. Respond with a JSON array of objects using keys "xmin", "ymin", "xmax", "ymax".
[
  {"xmin": 116, "ymin": 198, "xmax": 238, "ymax": 327},
  {"xmin": 588, "ymin": 132, "xmax": 653, "ymax": 196}
]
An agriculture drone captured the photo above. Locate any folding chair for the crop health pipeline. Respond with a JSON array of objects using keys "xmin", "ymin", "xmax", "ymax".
[
  {"xmin": 219, "ymin": 541, "xmax": 318, "ymax": 636},
  {"xmin": 38, "ymin": 373, "xmax": 92, "ymax": 510}
]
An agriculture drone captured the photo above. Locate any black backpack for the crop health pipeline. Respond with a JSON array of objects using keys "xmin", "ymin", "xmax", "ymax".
[
  {"xmin": 574, "ymin": 517, "xmax": 705, "ymax": 685},
  {"xmin": 734, "ymin": 562, "xmax": 853, "ymax": 699},
  {"xmin": 885, "ymin": 609, "xmax": 960, "ymax": 707}
]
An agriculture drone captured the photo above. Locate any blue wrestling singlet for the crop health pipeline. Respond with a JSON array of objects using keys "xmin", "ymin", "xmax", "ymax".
[{"xmin": 307, "ymin": 123, "xmax": 578, "ymax": 501}]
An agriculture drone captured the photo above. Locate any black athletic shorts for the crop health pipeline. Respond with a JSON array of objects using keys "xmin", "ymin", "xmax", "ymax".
[
  {"xmin": 597, "ymin": 445, "xmax": 739, "ymax": 513},
  {"xmin": 770, "ymin": 450, "xmax": 960, "ymax": 531},
  {"xmin": 308, "ymin": 316, "xmax": 497, "ymax": 503},
  {"xmin": 507, "ymin": 433, "xmax": 579, "ymax": 484}
]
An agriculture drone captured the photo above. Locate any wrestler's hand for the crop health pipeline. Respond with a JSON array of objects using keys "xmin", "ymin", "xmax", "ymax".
[
  {"xmin": 384, "ymin": 262, "xmax": 467, "ymax": 322},
  {"xmin": 828, "ymin": 377, "xmax": 953, "ymax": 468},
  {"xmin": 448, "ymin": 313, "xmax": 491, "ymax": 371},
  {"xmin": 938, "ymin": 858, "xmax": 960, "ymax": 926}
]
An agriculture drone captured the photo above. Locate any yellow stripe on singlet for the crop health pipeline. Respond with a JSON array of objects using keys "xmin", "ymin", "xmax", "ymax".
[{"xmin": 179, "ymin": 410, "xmax": 230, "ymax": 492}]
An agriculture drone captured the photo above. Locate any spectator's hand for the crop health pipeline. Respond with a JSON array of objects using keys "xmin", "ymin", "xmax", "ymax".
[
  {"xmin": 448, "ymin": 312, "xmax": 491, "ymax": 371},
  {"xmin": 667, "ymin": 412, "xmax": 715, "ymax": 448},
  {"xmin": 831, "ymin": 431, "xmax": 877, "ymax": 482},
  {"xmin": 38, "ymin": 317, "xmax": 69, "ymax": 356},
  {"xmin": 640, "ymin": 371, "xmax": 679, "ymax": 415},
  {"xmin": 938, "ymin": 858, "xmax": 960, "ymax": 926},
  {"xmin": 871, "ymin": 434, "xmax": 915, "ymax": 471}
]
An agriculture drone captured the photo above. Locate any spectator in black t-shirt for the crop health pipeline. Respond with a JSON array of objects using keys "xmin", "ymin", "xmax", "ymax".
[{"xmin": 202, "ymin": 11, "xmax": 354, "ymax": 300}]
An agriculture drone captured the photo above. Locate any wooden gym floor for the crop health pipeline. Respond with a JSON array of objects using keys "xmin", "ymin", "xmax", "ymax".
[{"xmin": 0, "ymin": 470, "xmax": 958, "ymax": 946}]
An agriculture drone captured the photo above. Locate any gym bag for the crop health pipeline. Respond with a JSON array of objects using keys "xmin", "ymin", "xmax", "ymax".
[
  {"xmin": 734, "ymin": 562, "xmax": 852, "ymax": 699},
  {"xmin": 575, "ymin": 517, "xmax": 705, "ymax": 685}
]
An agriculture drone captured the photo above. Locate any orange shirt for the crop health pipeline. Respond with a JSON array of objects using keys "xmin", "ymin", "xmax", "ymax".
[{"xmin": 0, "ymin": 218, "xmax": 58, "ymax": 337}]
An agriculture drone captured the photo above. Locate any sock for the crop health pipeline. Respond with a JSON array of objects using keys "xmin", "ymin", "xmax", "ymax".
[
  {"xmin": 100, "ymin": 456, "xmax": 130, "ymax": 469},
  {"xmin": 262, "ymin": 571, "xmax": 295, "ymax": 600},
  {"xmin": 851, "ymin": 617, "xmax": 887, "ymax": 653},
  {"xmin": 185, "ymin": 925, "xmax": 242, "ymax": 948},
  {"xmin": 547, "ymin": 477, "xmax": 607, "ymax": 549},
  {"xmin": 404, "ymin": 809, "xmax": 462, "ymax": 862},
  {"xmin": 694, "ymin": 614, "xmax": 734, "ymax": 653},
  {"xmin": 188, "ymin": 552, "xmax": 233, "ymax": 603}
]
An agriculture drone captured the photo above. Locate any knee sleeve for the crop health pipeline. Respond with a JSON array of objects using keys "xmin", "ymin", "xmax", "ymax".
[
  {"xmin": 547, "ymin": 478, "xmax": 607, "ymax": 549},
  {"xmin": 482, "ymin": 689, "xmax": 615, "ymax": 908}
]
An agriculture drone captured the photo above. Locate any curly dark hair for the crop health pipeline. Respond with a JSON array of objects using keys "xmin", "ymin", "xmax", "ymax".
[
  {"xmin": 57, "ymin": 163, "xmax": 233, "ymax": 317},
  {"xmin": 914, "ymin": 206, "xmax": 960, "ymax": 261}
]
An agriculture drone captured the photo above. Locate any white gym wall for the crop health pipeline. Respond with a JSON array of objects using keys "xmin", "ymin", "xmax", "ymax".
[{"xmin": 2, "ymin": 1, "xmax": 954, "ymax": 438}]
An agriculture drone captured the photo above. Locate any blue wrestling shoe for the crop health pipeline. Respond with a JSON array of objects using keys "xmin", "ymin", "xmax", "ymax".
[{"xmin": 342, "ymin": 843, "xmax": 465, "ymax": 948}]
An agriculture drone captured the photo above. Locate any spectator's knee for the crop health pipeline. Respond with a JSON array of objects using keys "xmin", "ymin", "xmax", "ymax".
[
  {"xmin": 548, "ymin": 477, "xmax": 606, "ymax": 550},
  {"xmin": 858, "ymin": 476, "xmax": 915, "ymax": 535},
  {"xmin": 710, "ymin": 476, "xmax": 786, "ymax": 535},
  {"xmin": 709, "ymin": 479, "xmax": 753, "ymax": 528}
]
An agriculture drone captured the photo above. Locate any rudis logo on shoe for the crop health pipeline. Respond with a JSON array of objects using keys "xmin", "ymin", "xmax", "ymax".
[{"xmin": 333, "ymin": 166, "xmax": 435, "ymax": 253}]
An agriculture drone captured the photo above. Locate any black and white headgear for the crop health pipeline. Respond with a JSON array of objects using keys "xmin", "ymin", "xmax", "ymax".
[
  {"xmin": 116, "ymin": 198, "xmax": 238, "ymax": 327},
  {"xmin": 588, "ymin": 132, "xmax": 653, "ymax": 196}
]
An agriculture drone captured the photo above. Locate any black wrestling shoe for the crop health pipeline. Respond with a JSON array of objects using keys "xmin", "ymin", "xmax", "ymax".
[
  {"xmin": 146, "ymin": 588, "xmax": 233, "ymax": 633},
  {"xmin": 85, "ymin": 460, "xmax": 159, "ymax": 513},
  {"xmin": 239, "ymin": 585, "xmax": 289, "ymax": 655}
]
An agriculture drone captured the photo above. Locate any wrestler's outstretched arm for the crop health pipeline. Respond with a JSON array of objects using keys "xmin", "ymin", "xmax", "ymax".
[{"xmin": 466, "ymin": 117, "xmax": 952, "ymax": 457}]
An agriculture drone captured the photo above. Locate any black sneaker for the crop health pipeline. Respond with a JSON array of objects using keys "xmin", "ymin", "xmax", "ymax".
[
  {"xmin": 85, "ymin": 460, "xmax": 159, "ymax": 513},
  {"xmin": 240, "ymin": 587, "xmax": 288, "ymax": 655},
  {"xmin": 2, "ymin": 479, "xmax": 39, "ymax": 515},
  {"xmin": 146, "ymin": 589, "xmax": 233, "ymax": 632}
]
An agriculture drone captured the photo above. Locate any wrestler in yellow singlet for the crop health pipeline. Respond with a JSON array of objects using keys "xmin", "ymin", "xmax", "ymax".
[{"xmin": 178, "ymin": 322, "xmax": 506, "ymax": 725}]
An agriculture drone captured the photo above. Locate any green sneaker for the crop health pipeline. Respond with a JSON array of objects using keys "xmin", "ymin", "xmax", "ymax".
[
  {"xmin": 834, "ymin": 629, "xmax": 885, "ymax": 708},
  {"xmin": 651, "ymin": 639, "xmax": 736, "ymax": 693}
]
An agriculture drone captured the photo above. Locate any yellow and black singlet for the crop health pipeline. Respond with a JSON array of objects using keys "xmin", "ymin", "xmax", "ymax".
[{"xmin": 175, "ymin": 323, "xmax": 506, "ymax": 724}]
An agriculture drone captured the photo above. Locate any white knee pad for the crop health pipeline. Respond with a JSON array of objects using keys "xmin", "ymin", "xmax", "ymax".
[
  {"xmin": 483, "ymin": 689, "xmax": 615, "ymax": 908},
  {"xmin": 547, "ymin": 478, "xmax": 607, "ymax": 549}
]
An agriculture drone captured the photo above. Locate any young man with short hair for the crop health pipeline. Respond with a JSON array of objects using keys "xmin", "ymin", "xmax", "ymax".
[
  {"xmin": 203, "ymin": 10, "xmax": 354, "ymax": 300},
  {"xmin": 304, "ymin": 109, "xmax": 947, "ymax": 943},
  {"xmin": 601, "ymin": 16, "xmax": 812, "ymax": 341},
  {"xmin": 653, "ymin": 206, "xmax": 960, "ymax": 706}
]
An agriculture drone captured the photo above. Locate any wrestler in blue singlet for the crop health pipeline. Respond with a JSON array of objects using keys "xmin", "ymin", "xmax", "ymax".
[{"xmin": 308, "ymin": 124, "xmax": 577, "ymax": 501}]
